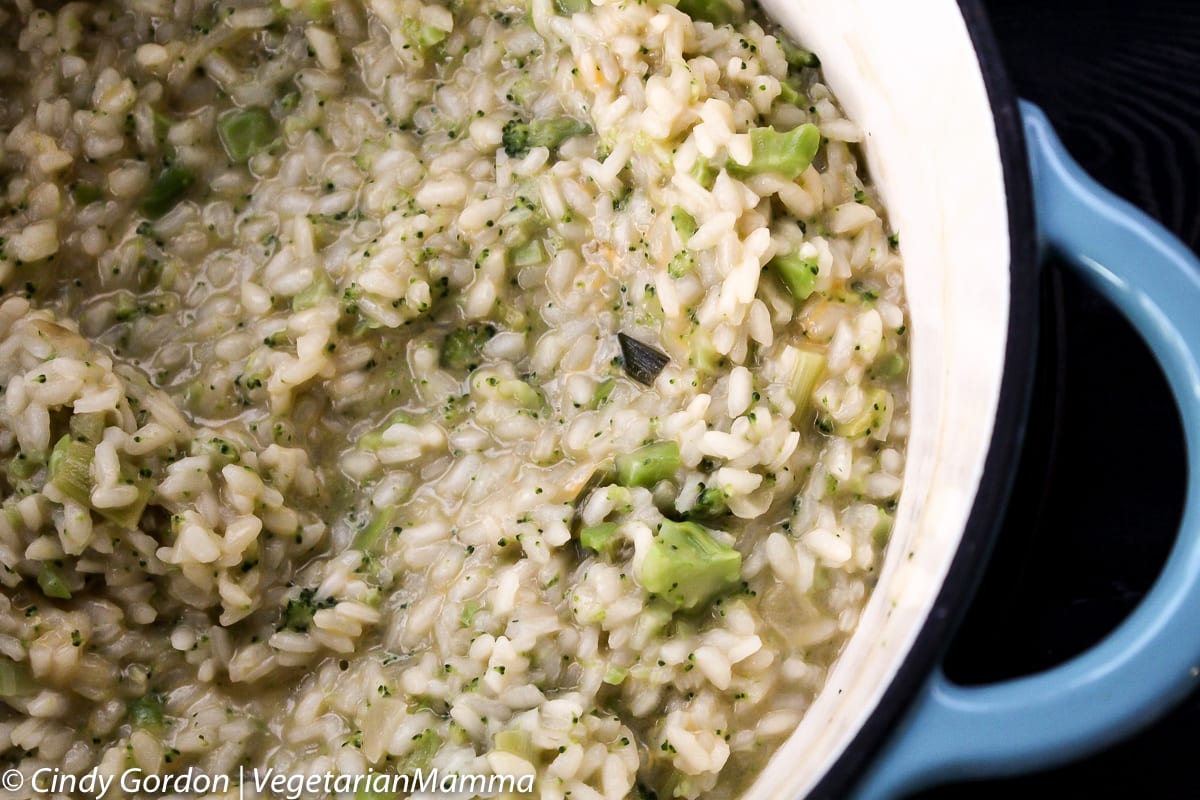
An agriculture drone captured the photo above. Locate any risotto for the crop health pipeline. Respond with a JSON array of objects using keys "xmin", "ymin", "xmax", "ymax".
[{"xmin": 0, "ymin": 0, "xmax": 909, "ymax": 797}]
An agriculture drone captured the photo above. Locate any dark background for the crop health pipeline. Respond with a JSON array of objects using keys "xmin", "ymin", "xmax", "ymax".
[{"xmin": 917, "ymin": 1, "xmax": 1200, "ymax": 797}]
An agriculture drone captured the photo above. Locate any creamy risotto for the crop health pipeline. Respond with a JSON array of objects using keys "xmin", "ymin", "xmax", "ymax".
[{"xmin": 0, "ymin": 0, "xmax": 909, "ymax": 796}]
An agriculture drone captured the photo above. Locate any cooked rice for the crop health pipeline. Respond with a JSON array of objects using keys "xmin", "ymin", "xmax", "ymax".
[{"xmin": 0, "ymin": 0, "xmax": 908, "ymax": 797}]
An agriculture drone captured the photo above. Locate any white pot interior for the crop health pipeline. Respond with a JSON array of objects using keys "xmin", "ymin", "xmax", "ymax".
[{"xmin": 746, "ymin": 1, "xmax": 1013, "ymax": 795}]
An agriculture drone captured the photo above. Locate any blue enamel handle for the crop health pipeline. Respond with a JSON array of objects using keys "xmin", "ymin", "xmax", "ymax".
[{"xmin": 852, "ymin": 102, "xmax": 1200, "ymax": 798}]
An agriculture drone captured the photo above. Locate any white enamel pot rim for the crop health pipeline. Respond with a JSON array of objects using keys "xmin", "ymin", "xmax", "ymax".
[{"xmin": 745, "ymin": 1, "xmax": 1039, "ymax": 797}]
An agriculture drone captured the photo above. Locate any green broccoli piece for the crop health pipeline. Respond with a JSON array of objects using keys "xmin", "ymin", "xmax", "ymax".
[
  {"xmin": 780, "ymin": 40, "xmax": 821, "ymax": 69},
  {"xmin": 688, "ymin": 486, "xmax": 728, "ymax": 519},
  {"xmin": 615, "ymin": 441, "xmax": 680, "ymax": 488},
  {"xmin": 770, "ymin": 250, "xmax": 820, "ymax": 300},
  {"xmin": 141, "ymin": 164, "xmax": 194, "ymax": 219},
  {"xmin": 502, "ymin": 117, "xmax": 592, "ymax": 158},
  {"xmin": 553, "ymin": 0, "xmax": 589, "ymax": 13},
  {"xmin": 128, "ymin": 693, "xmax": 166, "ymax": 730},
  {"xmin": 280, "ymin": 588, "xmax": 336, "ymax": 632},
  {"xmin": 676, "ymin": 0, "xmax": 736, "ymax": 26},
  {"xmin": 580, "ymin": 522, "xmax": 621, "ymax": 558},
  {"xmin": 36, "ymin": 564, "xmax": 71, "ymax": 600},
  {"xmin": 637, "ymin": 521, "xmax": 742, "ymax": 611},
  {"xmin": 730, "ymin": 123, "xmax": 821, "ymax": 180},
  {"xmin": 441, "ymin": 324, "xmax": 496, "ymax": 371},
  {"xmin": 217, "ymin": 107, "xmax": 278, "ymax": 163}
]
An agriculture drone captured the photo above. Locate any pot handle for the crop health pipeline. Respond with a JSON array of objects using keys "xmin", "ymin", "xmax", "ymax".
[{"xmin": 853, "ymin": 101, "xmax": 1200, "ymax": 799}]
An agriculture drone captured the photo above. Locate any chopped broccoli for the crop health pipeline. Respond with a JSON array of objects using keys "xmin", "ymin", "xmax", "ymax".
[
  {"xmin": 637, "ymin": 521, "xmax": 742, "ymax": 611},
  {"xmin": 770, "ymin": 250, "xmax": 820, "ymax": 300},
  {"xmin": 352, "ymin": 509, "xmax": 397, "ymax": 552},
  {"xmin": 834, "ymin": 387, "xmax": 892, "ymax": 438},
  {"xmin": 141, "ymin": 164, "xmax": 194, "ymax": 219},
  {"xmin": 591, "ymin": 378, "xmax": 616, "ymax": 408},
  {"xmin": 281, "ymin": 588, "xmax": 336, "ymax": 632},
  {"xmin": 872, "ymin": 352, "xmax": 906, "ymax": 380},
  {"xmin": 72, "ymin": 182, "xmax": 104, "ymax": 206},
  {"xmin": 553, "ymin": 0, "xmax": 589, "ymax": 14},
  {"xmin": 690, "ymin": 157, "xmax": 718, "ymax": 189},
  {"xmin": 509, "ymin": 239, "xmax": 545, "ymax": 267},
  {"xmin": 128, "ymin": 693, "xmax": 166, "ymax": 729},
  {"xmin": 47, "ymin": 434, "xmax": 151, "ymax": 529},
  {"xmin": 502, "ymin": 117, "xmax": 591, "ymax": 158},
  {"xmin": 675, "ymin": 0, "xmax": 736, "ymax": 26},
  {"xmin": 441, "ymin": 324, "xmax": 496, "ymax": 371},
  {"xmin": 730, "ymin": 123, "xmax": 821, "ymax": 180},
  {"xmin": 670, "ymin": 206, "xmax": 698, "ymax": 241},
  {"xmin": 780, "ymin": 40, "xmax": 821, "ymax": 69},
  {"xmin": 217, "ymin": 107, "xmax": 278, "ymax": 163},
  {"xmin": 688, "ymin": 486, "xmax": 728, "ymax": 519},
  {"xmin": 782, "ymin": 346, "xmax": 826, "ymax": 417},
  {"xmin": 492, "ymin": 729, "xmax": 534, "ymax": 760},
  {"xmin": 615, "ymin": 441, "xmax": 680, "ymax": 488},
  {"xmin": 580, "ymin": 522, "xmax": 621, "ymax": 558},
  {"xmin": 398, "ymin": 728, "xmax": 441, "ymax": 773},
  {"xmin": 36, "ymin": 564, "xmax": 71, "ymax": 600}
]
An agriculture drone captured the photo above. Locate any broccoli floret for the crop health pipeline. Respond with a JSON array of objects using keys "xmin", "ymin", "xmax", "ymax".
[
  {"xmin": 281, "ymin": 588, "xmax": 336, "ymax": 632},
  {"xmin": 501, "ymin": 117, "xmax": 592, "ymax": 158},
  {"xmin": 637, "ymin": 520, "xmax": 741, "ymax": 611},
  {"xmin": 688, "ymin": 486, "xmax": 728, "ymax": 519},
  {"xmin": 440, "ymin": 324, "xmax": 496, "ymax": 371}
]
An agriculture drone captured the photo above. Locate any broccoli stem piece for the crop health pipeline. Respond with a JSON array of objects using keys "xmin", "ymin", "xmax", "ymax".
[
  {"xmin": 637, "ymin": 520, "xmax": 742, "ymax": 611},
  {"xmin": 509, "ymin": 239, "xmax": 545, "ymax": 267},
  {"xmin": 36, "ymin": 564, "xmax": 71, "ymax": 600},
  {"xmin": 689, "ymin": 157, "xmax": 718, "ymax": 189},
  {"xmin": 872, "ymin": 351, "xmax": 906, "ymax": 379},
  {"xmin": 770, "ymin": 250, "xmax": 820, "ymax": 300},
  {"xmin": 493, "ymin": 729, "xmax": 534, "ymax": 760},
  {"xmin": 141, "ymin": 164, "xmax": 194, "ymax": 219},
  {"xmin": 591, "ymin": 378, "xmax": 615, "ymax": 408},
  {"xmin": 780, "ymin": 40, "xmax": 821, "ymax": 69},
  {"xmin": 580, "ymin": 522, "xmax": 620, "ymax": 558},
  {"xmin": 398, "ymin": 729, "xmax": 442, "ymax": 773},
  {"xmin": 670, "ymin": 206, "xmax": 698, "ymax": 241},
  {"xmin": 730, "ymin": 123, "xmax": 821, "ymax": 180},
  {"xmin": 615, "ymin": 441, "xmax": 680, "ymax": 488},
  {"xmin": 783, "ymin": 346, "xmax": 826, "ymax": 417},
  {"xmin": 502, "ymin": 117, "xmax": 591, "ymax": 158},
  {"xmin": 217, "ymin": 107, "xmax": 278, "ymax": 163},
  {"xmin": 48, "ymin": 435, "xmax": 93, "ymax": 507},
  {"xmin": 834, "ymin": 387, "xmax": 892, "ymax": 438},
  {"xmin": 352, "ymin": 509, "xmax": 397, "ymax": 552},
  {"xmin": 48, "ymin": 435, "xmax": 151, "ymax": 529},
  {"xmin": 675, "ymin": 0, "xmax": 736, "ymax": 26}
]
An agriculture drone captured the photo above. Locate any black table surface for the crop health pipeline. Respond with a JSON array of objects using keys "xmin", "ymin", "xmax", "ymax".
[{"xmin": 915, "ymin": 1, "xmax": 1200, "ymax": 797}]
